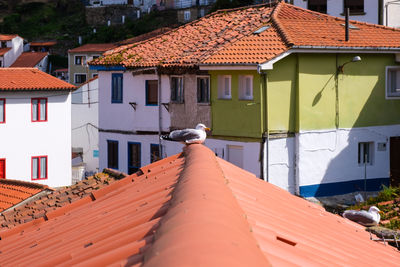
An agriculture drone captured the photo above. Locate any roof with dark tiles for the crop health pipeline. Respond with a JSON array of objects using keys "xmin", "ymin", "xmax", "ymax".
[
  {"xmin": 0, "ymin": 145, "xmax": 399, "ymax": 266},
  {"xmin": 0, "ymin": 180, "xmax": 49, "ymax": 212},
  {"xmin": 0, "ymin": 171, "xmax": 124, "ymax": 229},
  {"xmin": 10, "ymin": 52, "xmax": 48, "ymax": 68},
  {"xmin": 92, "ymin": 2, "xmax": 400, "ymax": 69},
  {"xmin": 68, "ymin": 43, "xmax": 118, "ymax": 53}
]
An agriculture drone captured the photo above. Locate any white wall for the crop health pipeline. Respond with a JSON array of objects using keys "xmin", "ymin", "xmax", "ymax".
[
  {"xmin": 0, "ymin": 91, "xmax": 72, "ymax": 187},
  {"xmin": 292, "ymin": 0, "xmax": 379, "ymax": 24},
  {"xmin": 36, "ymin": 55, "xmax": 48, "ymax": 72},
  {"xmin": 72, "ymin": 78, "xmax": 99, "ymax": 174},
  {"xmin": 383, "ymin": 0, "xmax": 400, "ymax": 28},
  {"xmin": 3, "ymin": 36, "xmax": 23, "ymax": 67},
  {"xmin": 99, "ymin": 71, "xmax": 170, "ymax": 133}
]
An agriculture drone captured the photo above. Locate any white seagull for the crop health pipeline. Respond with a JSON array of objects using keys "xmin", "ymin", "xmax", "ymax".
[
  {"xmin": 342, "ymin": 206, "xmax": 381, "ymax": 227},
  {"xmin": 160, "ymin": 123, "xmax": 210, "ymax": 144}
]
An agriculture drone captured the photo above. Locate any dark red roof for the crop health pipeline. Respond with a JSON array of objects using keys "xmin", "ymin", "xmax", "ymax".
[
  {"xmin": 0, "ymin": 48, "xmax": 11, "ymax": 56},
  {"xmin": 10, "ymin": 52, "xmax": 48, "ymax": 68},
  {"xmin": 0, "ymin": 145, "xmax": 399, "ymax": 266},
  {"xmin": 29, "ymin": 41, "xmax": 57, "ymax": 47},
  {"xmin": 0, "ymin": 34, "xmax": 18, "ymax": 41},
  {"xmin": 69, "ymin": 43, "xmax": 117, "ymax": 53},
  {"xmin": 0, "ymin": 68, "xmax": 76, "ymax": 91}
]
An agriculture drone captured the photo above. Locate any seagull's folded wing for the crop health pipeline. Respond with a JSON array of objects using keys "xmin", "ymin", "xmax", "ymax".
[
  {"xmin": 343, "ymin": 210, "xmax": 376, "ymax": 226},
  {"xmin": 169, "ymin": 129, "xmax": 201, "ymax": 142}
]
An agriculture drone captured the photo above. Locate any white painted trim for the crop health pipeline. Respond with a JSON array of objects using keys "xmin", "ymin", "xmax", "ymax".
[
  {"xmin": 199, "ymin": 65, "xmax": 257, "ymax": 70},
  {"xmin": 259, "ymin": 51, "xmax": 292, "ymax": 70},
  {"xmin": 385, "ymin": 66, "xmax": 400, "ymax": 99}
]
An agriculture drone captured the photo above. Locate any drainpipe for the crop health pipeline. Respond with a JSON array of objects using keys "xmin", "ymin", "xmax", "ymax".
[
  {"xmin": 293, "ymin": 54, "xmax": 300, "ymax": 195},
  {"xmin": 258, "ymin": 65, "xmax": 268, "ymax": 182},
  {"xmin": 156, "ymin": 67, "xmax": 163, "ymax": 159}
]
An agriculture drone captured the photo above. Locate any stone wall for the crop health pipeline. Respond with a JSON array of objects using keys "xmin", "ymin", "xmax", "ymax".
[{"xmin": 85, "ymin": 5, "xmax": 139, "ymax": 26}]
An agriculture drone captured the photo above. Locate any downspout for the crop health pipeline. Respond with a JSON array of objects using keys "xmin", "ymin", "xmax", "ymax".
[
  {"xmin": 294, "ymin": 54, "xmax": 300, "ymax": 195},
  {"xmin": 156, "ymin": 67, "xmax": 163, "ymax": 159},
  {"xmin": 258, "ymin": 65, "xmax": 268, "ymax": 182}
]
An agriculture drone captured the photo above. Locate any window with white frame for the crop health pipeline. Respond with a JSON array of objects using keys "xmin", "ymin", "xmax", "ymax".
[
  {"xmin": 184, "ymin": 10, "xmax": 191, "ymax": 21},
  {"xmin": 386, "ymin": 66, "xmax": 400, "ymax": 98},
  {"xmin": 197, "ymin": 76, "xmax": 209, "ymax": 103},
  {"xmin": 32, "ymin": 156, "xmax": 47, "ymax": 180},
  {"xmin": 75, "ymin": 73, "xmax": 87, "ymax": 84},
  {"xmin": 170, "ymin": 76, "xmax": 184, "ymax": 103},
  {"xmin": 0, "ymin": 99, "xmax": 5, "ymax": 123},
  {"xmin": 218, "ymin": 75, "xmax": 231, "ymax": 99},
  {"xmin": 358, "ymin": 142, "xmax": 373, "ymax": 165},
  {"xmin": 239, "ymin": 75, "xmax": 253, "ymax": 100},
  {"xmin": 32, "ymin": 98, "xmax": 47, "ymax": 122},
  {"xmin": 75, "ymin": 55, "xmax": 86, "ymax": 65}
]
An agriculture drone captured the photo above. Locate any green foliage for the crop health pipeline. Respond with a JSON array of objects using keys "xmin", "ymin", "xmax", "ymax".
[
  {"xmin": 48, "ymin": 54, "xmax": 68, "ymax": 69},
  {"xmin": 370, "ymin": 185, "xmax": 400, "ymax": 204}
]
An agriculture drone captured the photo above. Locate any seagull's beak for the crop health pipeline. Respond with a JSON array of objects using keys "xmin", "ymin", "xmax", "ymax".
[{"xmin": 205, "ymin": 127, "xmax": 211, "ymax": 131}]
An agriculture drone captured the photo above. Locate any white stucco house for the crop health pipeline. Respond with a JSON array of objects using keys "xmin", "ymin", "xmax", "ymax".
[
  {"xmin": 0, "ymin": 34, "xmax": 24, "ymax": 68},
  {"xmin": 71, "ymin": 77, "xmax": 99, "ymax": 175},
  {"xmin": 0, "ymin": 68, "xmax": 76, "ymax": 187}
]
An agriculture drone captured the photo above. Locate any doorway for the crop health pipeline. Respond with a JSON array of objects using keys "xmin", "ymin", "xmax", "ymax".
[{"xmin": 390, "ymin": 137, "xmax": 400, "ymax": 187}]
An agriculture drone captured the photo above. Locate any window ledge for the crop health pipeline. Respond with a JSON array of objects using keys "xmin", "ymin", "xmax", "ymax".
[
  {"xmin": 340, "ymin": 12, "xmax": 366, "ymax": 16},
  {"xmin": 197, "ymin": 102, "xmax": 210, "ymax": 106}
]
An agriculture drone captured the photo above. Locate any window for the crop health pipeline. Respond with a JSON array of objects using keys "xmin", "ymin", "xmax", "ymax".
[
  {"xmin": 344, "ymin": 0, "xmax": 364, "ymax": 14},
  {"xmin": 0, "ymin": 98, "xmax": 5, "ymax": 123},
  {"xmin": 150, "ymin": 144, "xmax": 161, "ymax": 163},
  {"xmin": 32, "ymin": 98, "xmax": 47, "ymax": 122},
  {"xmin": 358, "ymin": 142, "xmax": 373, "ymax": 165},
  {"xmin": 128, "ymin": 142, "xmax": 141, "ymax": 174},
  {"xmin": 75, "ymin": 55, "xmax": 86, "ymax": 65},
  {"xmin": 75, "ymin": 74, "xmax": 87, "ymax": 84},
  {"xmin": 218, "ymin": 75, "xmax": 231, "ymax": 99},
  {"xmin": 197, "ymin": 76, "xmax": 209, "ymax": 103},
  {"xmin": 184, "ymin": 10, "xmax": 191, "ymax": 21},
  {"xmin": 170, "ymin": 76, "xmax": 184, "ymax": 103},
  {"xmin": 146, "ymin": 80, "xmax": 158, "ymax": 105},
  {"xmin": 239, "ymin": 75, "xmax": 253, "ymax": 100},
  {"xmin": 0, "ymin": 159, "xmax": 5, "ymax": 179},
  {"xmin": 386, "ymin": 66, "xmax": 400, "ymax": 98},
  {"xmin": 111, "ymin": 73, "xmax": 123, "ymax": 103},
  {"xmin": 32, "ymin": 156, "xmax": 47, "ymax": 180},
  {"xmin": 107, "ymin": 140, "xmax": 119, "ymax": 169},
  {"xmin": 308, "ymin": 0, "xmax": 327, "ymax": 13}
]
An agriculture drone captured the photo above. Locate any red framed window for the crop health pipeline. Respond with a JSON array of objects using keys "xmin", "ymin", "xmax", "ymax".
[
  {"xmin": 32, "ymin": 98, "xmax": 47, "ymax": 122},
  {"xmin": 32, "ymin": 156, "xmax": 47, "ymax": 180},
  {"xmin": 0, "ymin": 98, "xmax": 5, "ymax": 123},
  {"xmin": 0, "ymin": 158, "xmax": 5, "ymax": 179}
]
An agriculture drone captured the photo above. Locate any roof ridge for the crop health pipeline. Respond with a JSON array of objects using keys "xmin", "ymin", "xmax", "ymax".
[
  {"xmin": 271, "ymin": 1, "xmax": 294, "ymax": 47},
  {"xmin": 143, "ymin": 144, "xmax": 270, "ymax": 266}
]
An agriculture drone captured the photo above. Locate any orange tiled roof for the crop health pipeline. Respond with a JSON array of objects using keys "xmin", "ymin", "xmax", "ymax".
[
  {"xmin": 68, "ymin": 43, "xmax": 118, "ymax": 53},
  {"xmin": 0, "ymin": 170, "xmax": 125, "ymax": 229},
  {"xmin": 93, "ymin": 2, "xmax": 400, "ymax": 68},
  {"xmin": 10, "ymin": 52, "xmax": 48, "ymax": 68},
  {"xmin": 0, "ymin": 47, "xmax": 11, "ymax": 56},
  {"xmin": 0, "ymin": 145, "xmax": 399, "ymax": 266},
  {"xmin": 29, "ymin": 41, "xmax": 57, "ymax": 47},
  {"xmin": 0, "ymin": 68, "xmax": 76, "ymax": 91},
  {"xmin": 0, "ymin": 34, "xmax": 18, "ymax": 41},
  {"xmin": 0, "ymin": 180, "xmax": 49, "ymax": 212}
]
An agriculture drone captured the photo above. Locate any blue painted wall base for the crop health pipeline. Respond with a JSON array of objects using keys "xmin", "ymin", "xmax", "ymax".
[{"xmin": 300, "ymin": 178, "xmax": 390, "ymax": 197}]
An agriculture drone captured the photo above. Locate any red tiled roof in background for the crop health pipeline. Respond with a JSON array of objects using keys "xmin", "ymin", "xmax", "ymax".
[
  {"xmin": 0, "ymin": 180, "xmax": 49, "ymax": 212},
  {"xmin": 10, "ymin": 52, "xmax": 48, "ymax": 68},
  {"xmin": 0, "ymin": 170, "xmax": 125, "ymax": 229},
  {"xmin": 0, "ymin": 68, "xmax": 76, "ymax": 91},
  {"xmin": 0, "ymin": 34, "xmax": 18, "ymax": 41},
  {"xmin": 68, "ymin": 43, "xmax": 118, "ymax": 53},
  {"xmin": 93, "ymin": 2, "xmax": 400, "ymax": 68},
  {"xmin": 0, "ymin": 145, "xmax": 399, "ymax": 266},
  {"xmin": 29, "ymin": 41, "xmax": 57, "ymax": 47},
  {"xmin": 0, "ymin": 47, "xmax": 11, "ymax": 56}
]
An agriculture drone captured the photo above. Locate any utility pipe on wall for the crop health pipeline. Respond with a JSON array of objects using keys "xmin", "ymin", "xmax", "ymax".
[
  {"xmin": 156, "ymin": 68, "xmax": 163, "ymax": 159},
  {"xmin": 258, "ymin": 65, "xmax": 268, "ymax": 182}
]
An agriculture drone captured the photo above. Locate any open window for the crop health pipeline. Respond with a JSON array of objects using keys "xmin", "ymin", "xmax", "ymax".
[
  {"xmin": 358, "ymin": 142, "xmax": 373, "ymax": 165},
  {"xmin": 197, "ymin": 76, "xmax": 210, "ymax": 103},
  {"xmin": 107, "ymin": 140, "xmax": 119, "ymax": 169},
  {"xmin": 146, "ymin": 80, "xmax": 158, "ymax": 106},
  {"xmin": 170, "ymin": 76, "xmax": 184, "ymax": 103}
]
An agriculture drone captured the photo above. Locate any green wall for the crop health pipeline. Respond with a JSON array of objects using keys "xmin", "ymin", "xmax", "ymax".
[{"xmin": 210, "ymin": 70, "xmax": 262, "ymax": 138}]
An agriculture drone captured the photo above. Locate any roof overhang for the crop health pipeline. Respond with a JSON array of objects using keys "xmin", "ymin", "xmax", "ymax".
[
  {"xmin": 199, "ymin": 65, "xmax": 258, "ymax": 71},
  {"xmin": 259, "ymin": 46, "xmax": 400, "ymax": 71},
  {"xmin": 89, "ymin": 65, "xmax": 126, "ymax": 71}
]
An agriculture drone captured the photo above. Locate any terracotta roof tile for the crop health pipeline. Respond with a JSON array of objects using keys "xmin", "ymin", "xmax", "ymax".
[
  {"xmin": 0, "ymin": 34, "xmax": 18, "ymax": 41},
  {"xmin": 93, "ymin": 2, "xmax": 400, "ymax": 68},
  {"xmin": 0, "ymin": 180, "xmax": 49, "ymax": 212},
  {"xmin": 0, "ymin": 47, "xmax": 11, "ymax": 56},
  {"xmin": 0, "ymin": 68, "xmax": 76, "ymax": 91},
  {"xmin": 0, "ymin": 145, "xmax": 399, "ymax": 266},
  {"xmin": 0, "ymin": 170, "xmax": 125, "ymax": 229},
  {"xmin": 68, "ymin": 43, "xmax": 118, "ymax": 53},
  {"xmin": 10, "ymin": 52, "xmax": 48, "ymax": 67},
  {"xmin": 118, "ymin": 27, "xmax": 173, "ymax": 45},
  {"xmin": 29, "ymin": 41, "xmax": 57, "ymax": 47}
]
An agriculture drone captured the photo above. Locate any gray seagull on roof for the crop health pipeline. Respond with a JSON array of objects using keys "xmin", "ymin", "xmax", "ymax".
[
  {"xmin": 160, "ymin": 123, "xmax": 210, "ymax": 144},
  {"xmin": 342, "ymin": 206, "xmax": 381, "ymax": 227}
]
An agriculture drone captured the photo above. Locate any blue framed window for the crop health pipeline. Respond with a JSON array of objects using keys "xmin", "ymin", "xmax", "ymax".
[
  {"xmin": 111, "ymin": 73, "xmax": 123, "ymax": 103},
  {"xmin": 128, "ymin": 142, "xmax": 141, "ymax": 174},
  {"xmin": 150, "ymin": 144, "xmax": 161, "ymax": 163},
  {"xmin": 107, "ymin": 140, "xmax": 119, "ymax": 169},
  {"xmin": 145, "ymin": 80, "xmax": 158, "ymax": 106}
]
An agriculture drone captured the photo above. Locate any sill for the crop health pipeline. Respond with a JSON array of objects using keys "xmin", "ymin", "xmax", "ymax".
[
  {"xmin": 170, "ymin": 101, "xmax": 184, "ymax": 104},
  {"xmin": 239, "ymin": 98, "xmax": 254, "ymax": 101},
  {"xmin": 111, "ymin": 101, "xmax": 123, "ymax": 104},
  {"xmin": 32, "ymin": 178, "xmax": 48, "ymax": 180},
  {"xmin": 197, "ymin": 102, "xmax": 210, "ymax": 106},
  {"xmin": 217, "ymin": 98, "xmax": 232, "ymax": 100},
  {"xmin": 340, "ymin": 12, "xmax": 366, "ymax": 16},
  {"xmin": 146, "ymin": 104, "xmax": 158, "ymax": 106},
  {"xmin": 32, "ymin": 120, "xmax": 47, "ymax": 122}
]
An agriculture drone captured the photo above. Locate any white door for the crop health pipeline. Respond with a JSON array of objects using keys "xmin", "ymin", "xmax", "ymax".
[{"xmin": 227, "ymin": 145, "xmax": 243, "ymax": 168}]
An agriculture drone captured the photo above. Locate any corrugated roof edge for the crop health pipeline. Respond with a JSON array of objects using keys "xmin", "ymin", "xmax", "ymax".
[{"xmin": 143, "ymin": 144, "xmax": 271, "ymax": 266}]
